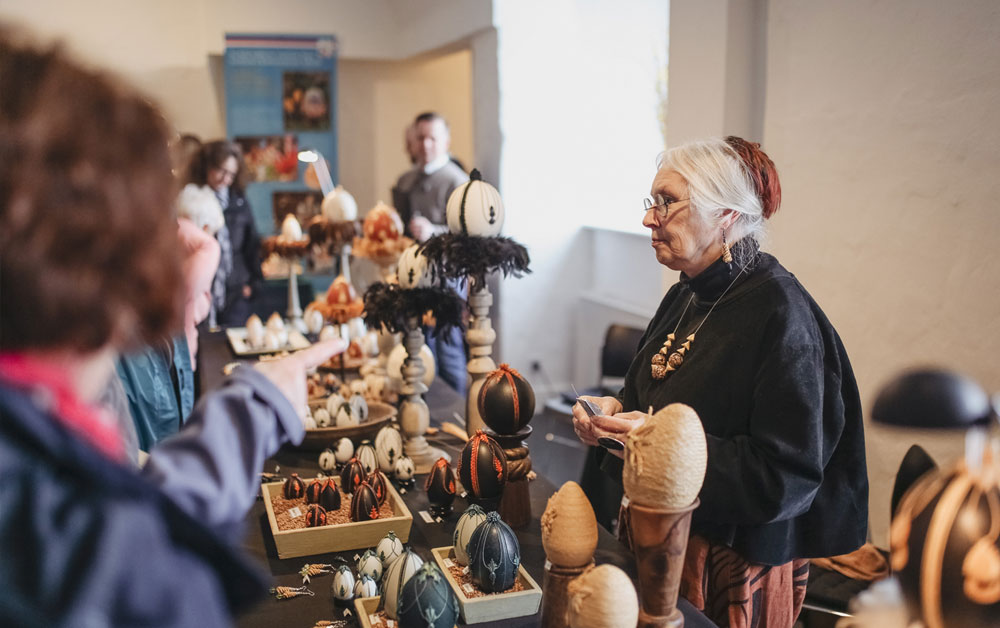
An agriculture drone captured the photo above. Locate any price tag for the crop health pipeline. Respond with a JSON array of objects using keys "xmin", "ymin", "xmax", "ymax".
[
  {"xmin": 443, "ymin": 558, "xmax": 455, "ymax": 568},
  {"xmin": 461, "ymin": 566, "xmax": 469, "ymax": 575},
  {"xmin": 386, "ymin": 621, "xmax": 395, "ymax": 628},
  {"xmin": 419, "ymin": 510, "xmax": 435, "ymax": 524},
  {"xmin": 369, "ymin": 615, "xmax": 379, "ymax": 625},
  {"xmin": 462, "ymin": 583, "xmax": 476, "ymax": 594},
  {"xmin": 287, "ymin": 506, "xmax": 303, "ymax": 518}
]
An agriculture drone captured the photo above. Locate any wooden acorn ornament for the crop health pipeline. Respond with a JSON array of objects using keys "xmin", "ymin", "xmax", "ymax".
[
  {"xmin": 382, "ymin": 549, "xmax": 425, "ymax": 621},
  {"xmin": 350, "ymin": 482, "xmax": 381, "ymax": 522},
  {"xmin": 356, "ymin": 440, "xmax": 378, "ymax": 475},
  {"xmin": 478, "ymin": 363, "xmax": 536, "ymax": 434},
  {"xmin": 458, "ymin": 430, "xmax": 508, "ymax": 508},
  {"xmin": 397, "ymin": 562, "xmax": 460, "ymax": 628},
  {"xmin": 318, "ymin": 447, "xmax": 337, "ymax": 472},
  {"xmin": 367, "ymin": 470, "xmax": 390, "ymax": 506},
  {"xmin": 376, "ymin": 425, "xmax": 404, "ymax": 473},
  {"xmin": 453, "ymin": 504, "xmax": 489, "ymax": 566},
  {"xmin": 445, "ymin": 168, "xmax": 505, "ymax": 237},
  {"xmin": 332, "ymin": 564, "xmax": 356, "ymax": 602},
  {"xmin": 425, "ymin": 457, "xmax": 457, "ymax": 518},
  {"xmin": 319, "ymin": 481, "xmax": 341, "ymax": 511},
  {"xmin": 467, "ymin": 511, "xmax": 521, "ymax": 593},
  {"xmin": 358, "ymin": 549, "xmax": 383, "ymax": 582},
  {"xmin": 377, "ymin": 530, "xmax": 405, "ymax": 569},
  {"xmin": 283, "ymin": 473, "xmax": 306, "ymax": 499},
  {"xmin": 341, "ymin": 458, "xmax": 367, "ymax": 494},
  {"xmin": 306, "ymin": 504, "xmax": 327, "ymax": 527},
  {"xmin": 305, "ymin": 479, "xmax": 325, "ymax": 504}
]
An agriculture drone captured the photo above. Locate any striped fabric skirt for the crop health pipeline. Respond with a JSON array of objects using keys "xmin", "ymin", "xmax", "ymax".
[{"xmin": 680, "ymin": 535, "xmax": 810, "ymax": 628}]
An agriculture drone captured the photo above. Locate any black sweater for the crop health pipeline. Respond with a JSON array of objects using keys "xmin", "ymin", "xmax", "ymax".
[{"xmin": 604, "ymin": 251, "xmax": 868, "ymax": 565}]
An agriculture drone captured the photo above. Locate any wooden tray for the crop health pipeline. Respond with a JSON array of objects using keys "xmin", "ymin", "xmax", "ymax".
[
  {"xmin": 430, "ymin": 547, "xmax": 542, "ymax": 624},
  {"xmin": 354, "ymin": 596, "xmax": 457, "ymax": 628},
  {"xmin": 262, "ymin": 477, "xmax": 412, "ymax": 559},
  {"xmin": 300, "ymin": 400, "xmax": 397, "ymax": 451}
]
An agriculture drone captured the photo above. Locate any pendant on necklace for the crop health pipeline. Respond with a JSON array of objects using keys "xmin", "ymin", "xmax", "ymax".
[{"xmin": 651, "ymin": 333, "xmax": 694, "ymax": 380}]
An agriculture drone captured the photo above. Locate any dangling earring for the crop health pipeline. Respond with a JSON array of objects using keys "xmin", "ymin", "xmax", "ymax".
[{"xmin": 722, "ymin": 229, "xmax": 733, "ymax": 265}]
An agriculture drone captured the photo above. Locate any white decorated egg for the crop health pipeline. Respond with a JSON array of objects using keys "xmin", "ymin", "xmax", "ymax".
[
  {"xmin": 319, "ymin": 325, "xmax": 340, "ymax": 342},
  {"xmin": 266, "ymin": 312, "xmax": 285, "ymax": 333},
  {"xmin": 453, "ymin": 504, "xmax": 488, "ymax": 566},
  {"xmin": 303, "ymin": 415, "xmax": 318, "ymax": 430},
  {"xmin": 281, "ymin": 213, "xmax": 303, "ymax": 241},
  {"xmin": 354, "ymin": 574, "xmax": 378, "ymax": 599},
  {"xmin": 347, "ymin": 316, "xmax": 367, "ymax": 341},
  {"xmin": 335, "ymin": 405, "xmax": 359, "ymax": 427},
  {"xmin": 350, "ymin": 379, "xmax": 368, "ymax": 397},
  {"xmin": 246, "ymin": 314, "xmax": 264, "ymax": 342},
  {"xmin": 246, "ymin": 323, "xmax": 265, "ymax": 349},
  {"xmin": 304, "ymin": 306, "xmax": 325, "ymax": 335},
  {"xmin": 445, "ymin": 169, "xmax": 504, "ymax": 236},
  {"xmin": 325, "ymin": 393, "xmax": 346, "ymax": 417},
  {"xmin": 355, "ymin": 441, "xmax": 377, "ymax": 474},
  {"xmin": 349, "ymin": 393, "xmax": 369, "ymax": 423},
  {"xmin": 381, "ymin": 549, "xmax": 423, "ymax": 620},
  {"xmin": 321, "ymin": 185, "xmax": 358, "ymax": 222},
  {"xmin": 262, "ymin": 330, "xmax": 281, "ymax": 351},
  {"xmin": 377, "ymin": 531, "xmax": 405, "ymax": 569},
  {"xmin": 375, "ymin": 426, "xmax": 404, "ymax": 473},
  {"xmin": 318, "ymin": 448, "xmax": 337, "ymax": 471},
  {"xmin": 331, "ymin": 565, "xmax": 356, "ymax": 601},
  {"xmin": 396, "ymin": 243, "xmax": 432, "ymax": 289},
  {"xmin": 357, "ymin": 549, "xmax": 383, "ymax": 582},
  {"xmin": 394, "ymin": 455, "xmax": 415, "ymax": 482},
  {"xmin": 313, "ymin": 407, "xmax": 332, "ymax": 428},
  {"xmin": 334, "ymin": 437, "xmax": 355, "ymax": 464},
  {"xmin": 365, "ymin": 373, "xmax": 387, "ymax": 401}
]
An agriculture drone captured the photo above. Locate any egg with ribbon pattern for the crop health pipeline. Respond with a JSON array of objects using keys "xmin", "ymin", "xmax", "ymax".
[
  {"xmin": 367, "ymin": 470, "xmax": 390, "ymax": 506},
  {"xmin": 350, "ymin": 482, "xmax": 381, "ymax": 522},
  {"xmin": 335, "ymin": 404, "xmax": 359, "ymax": 427},
  {"xmin": 331, "ymin": 564, "xmax": 356, "ymax": 601},
  {"xmin": 458, "ymin": 430, "xmax": 508, "ymax": 503},
  {"xmin": 282, "ymin": 473, "xmax": 305, "ymax": 499},
  {"xmin": 397, "ymin": 243, "xmax": 432, "ymax": 289},
  {"xmin": 467, "ymin": 511, "xmax": 521, "ymax": 593},
  {"xmin": 354, "ymin": 574, "xmax": 378, "ymax": 599},
  {"xmin": 453, "ymin": 504, "xmax": 488, "ymax": 566},
  {"xmin": 394, "ymin": 455, "xmax": 415, "ymax": 485},
  {"xmin": 478, "ymin": 363, "xmax": 536, "ymax": 435},
  {"xmin": 318, "ymin": 448, "xmax": 337, "ymax": 472},
  {"xmin": 306, "ymin": 504, "xmax": 327, "ymax": 527},
  {"xmin": 305, "ymin": 479, "xmax": 326, "ymax": 504},
  {"xmin": 397, "ymin": 562, "xmax": 460, "ymax": 628},
  {"xmin": 382, "ymin": 549, "xmax": 425, "ymax": 620},
  {"xmin": 321, "ymin": 184, "xmax": 358, "ymax": 222},
  {"xmin": 319, "ymin": 481, "xmax": 341, "ymax": 511},
  {"xmin": 350, "ymin": 393, "xmax": 370, "ymax": 423},
  {"xmin": 375, "ymin": 425, "xmax": 404, "ymax": 473},
  {"xmin": 334, "ymin": 437, "xmax": 354, "ymax": 464},
  {"xmin": 313, "ymin": 407, "xmax": 332, "ymax": 428},
  {"xmin": 340, "ymin": 458, "xmax": 367, "ymax": 494},
  {"xmin": 445, "ymin": 168, "xmax": 505, "ymax": 237},
  {"xmin": 363, "ymin": 202, "xmax": 404, "ymax": 242},
  {"xmin": 356, "ymin": 440, "xmax": 378, "ymax": 474},
  {"xmin": 424, "ymin": 457, "xmax": 457, "ymax": 517},
  {"xmin": 377, "ymin": 530, "xmax": 405, "ymax": 568},
  {"xmin": 358, "ymin": 549, "xmax": 383, "ymax": 582}
]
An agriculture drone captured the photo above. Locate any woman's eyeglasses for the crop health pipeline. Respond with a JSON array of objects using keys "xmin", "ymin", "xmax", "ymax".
[{"xmin": 643, "ymin": 194, "xmax": 689, "ymax": 219}]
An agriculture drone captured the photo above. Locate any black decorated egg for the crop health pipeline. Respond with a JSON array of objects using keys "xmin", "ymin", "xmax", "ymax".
[
  {"xmin": 397, "ymin": 562, "xmax": 459, "ymax": 628},
  {"xmin": 478, "ymin": 363, "xmax": 535, "ymax": 434},
  {"xmin": 376, "ymin": 425, "xmax": 404, "ymax": 473},
  {"xmin": 892, "ymin": 462, "xmax": 1000, "ymax": 627},
  {"xmin": 356, "ymin": 440, "xmax": 378, "ymax": 474},
  {"xmin": 332, "ymin": 564, "xmax": 356, "ymax": 601},
  {"xmin": 319, "ymin": 481, "xmax": 341, "ymax": 511},
  {"xmin": 358, "ymin": 549, "xmax": 383, "ymax": 582},
  {"xmin": 350, "ymin": 482, "xmax": 381, "ymax": 522},
  {"xmin": 445, "ymin": 168, "xmax": 505, "ymax": 237},
  {"xmin": 305, "ymin": 479, "xmax": 325, "ymax": 504},
  {"xmin": 382, "ymin": 549, "xmax": 425, "ymax": 620},
  {"xmin": 453, "ymin": 504, "xmax": 488, "ymax": 566},
  {"xmin": 424, "ymin": 457, "xmax": 456, "ymax": 516},
  {"xmin": 340, "ymin": 458, "xmax": 367, "ymax": 494},
  {"xmin": 318, "ymin": 447, "xmax": 337, "ymax": 472},
  {"xmin": 283, "ymin": 473, "xmax": 305, "ymax": 499},
  {"xmin": 306, "ymin": 504, "xmax": 327, "ymax": 527},
  {"xmin": 377, "ymin": 530, "xmax": 405, "ymax": 568},
  {"xmin": 354, "ymin": 574, "xmax": 378, "ymax": 599},
  {"xmin": 467, "ymin": 511, "xmax": 521, "ymax": 593},
  {"xmin": 458, "ymin": 430, "xmax": 508, "ymax": 505},
  {"xmin": 367, "ymin": 470, "xmax": 390, "ymax": 506}
]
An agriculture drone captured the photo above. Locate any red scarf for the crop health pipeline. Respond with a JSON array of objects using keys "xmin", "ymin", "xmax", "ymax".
[{"xmin": 0, "ymin": 353, "xmax": 125, "ymax": 462}]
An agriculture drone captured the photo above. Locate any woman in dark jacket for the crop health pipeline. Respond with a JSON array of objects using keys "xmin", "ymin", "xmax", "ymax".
[
  {"xmin": 188, "ymin": 140, "xmax": 264, "ymax": 326},
  {"xmin": 572, "ymin": 137, "xmax": 868, "ymax": 628}
]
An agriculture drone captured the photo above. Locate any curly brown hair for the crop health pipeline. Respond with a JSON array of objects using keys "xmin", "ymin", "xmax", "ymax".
[{"xmin": 0, "ymin": 28, "xmax": 183, "ymax": 352}]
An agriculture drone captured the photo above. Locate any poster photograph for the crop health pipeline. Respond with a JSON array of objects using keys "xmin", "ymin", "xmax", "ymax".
[
  {"xmin": 234, "ymin": 134, "xmax": 301, "ymax": 183},
  {"xmin": 283, "ymin": 71, "xmax": 331, "ymax": 131}
]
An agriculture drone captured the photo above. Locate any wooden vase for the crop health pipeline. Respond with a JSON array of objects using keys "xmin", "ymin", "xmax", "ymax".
[{"xmin": 627, "ymin": 499, "xmax": 698, "ymax": 628}]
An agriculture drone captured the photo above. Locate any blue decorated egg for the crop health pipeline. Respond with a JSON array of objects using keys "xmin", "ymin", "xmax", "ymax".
[
  {"xmin": 467, "ymin": 511, "xmax": 520, "ymax": 593},
  {"xmin": 397, "ymin": 562, "xmax": 459, "ymax": 628}
]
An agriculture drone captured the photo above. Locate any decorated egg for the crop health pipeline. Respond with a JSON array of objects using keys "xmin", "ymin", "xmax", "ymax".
[
  {"xmin": 424, "ymin": 457, "xmax": 457, "ymax": 517},
  {"xmin": 331, "ymin": 564, "xmax": 355, "ymax": 601},
  {"xmin": 334, "ymin": 437, "xmax": 354, "ymax": 464},
  {"xmin": 321, "ymin": 185, "xmax": 358, "ymax": 222},
  {"xmin": 356, "ymin": 440, "xmax": 378, "ymax": 474},
  {"xmin": 397, "ymin": 562, "xmax": 459, "ymax": 628},
  {"xmin": 303, "ymin": 414, "xmax": 318, "ymax": 430},
  {"xmin": 478, "ymin": 363, "xmax": 535, "ymax": 434},
  {"xmin": 262, "ymin": 330, "xmax": 281, "ymax": 351},
  {"xmin": 350, "ymin": 482, "xmax": 381, "ymax": 522},
  {"xmin": 246, "ymin": 313, "xmax": 264, "ymax": 335},
  {"xmin": 347, "ymin": 316, "xmax": 367, "ymax": 341},
  {"xmin": 542, "ymin": 481, "xmax": 598, "ymax": 567},
  {"xmin": 282, "ymin": 473, "xmax": 305, "ymax": 499},
  {"xmin": 354, "ymin": 574, "xmax": 378, "ymax": 599},
  {"xmin": 313, "ymin": 407, "xmax": 332, "ymax": 427},
  {"xmin": 458, "ymin": 430, "xmax": 508, "ymax": 505},
  {"xmin": 325, "ymin": 392, "xmax": 346, "ymax": 417},
  {"xmin": 335, "ymin": 404, "xmax": 359, "ymax": 427},
  {"xmin": 365, "ymin": 373, "xmax": 387, "ymax": 401},
  {"xmin": 381, "ymin": 549, "xmax": 425, "ymax": 620},
  {"xmin": 453, "ymin": 504, "xmax": 488, "ymax": 566},
  {"xmin": 266, "ymin": 312, "xmax": 285, "ymax": 334},
  {"xmin": 304, "ymin": 305, "xmax": 325, "ymax": 335},
  {"xmin": 347, "ymin": 340, "xmax": 363, "ymax": 359},
  {"xmin": 350, "ymin": 393, "xmax": 370, "ymax": 423},
  {"xmin": 397, "ymin": 243, "xmax": 432, "ymax": 289},
  {"xmin": 394, "ymin": 455, "xmax": 415, "ymax": 486},
  {"xmin": 375, "ymin": 426, "xmax": 404, "ymax": 473},
  {"xmin": 387, "ymin": 343, "xmax": 436, "ymax": 388},
  {"xmin": 566, "ymin": 564, "xmax": 639, "ymax": 628},
  {"xmin": 340, "ymin": 458, "xmax": 367, "ymax": 494},
  {"xmin": 318, "ymin": 448, "xmax": 337, "ymax": 472},
  {"xmin": 358, "ymin": 549, "xmax": 383, "ymax": 582},
  {"xmin": 467, "ymin": 511, "xmax": 520, "ymax": 593},
  {"xmin": 377, "ymin": 531, "xmax": 405, "ymax": 568},
  {"xmin": 306, "ymin": 504, "xmax": 327, "ymax": 527},
  {"xmin": 246, "ymin": 314, "xmax": 265, "ymax": 348},
  {"xmin": 350, "ymin": 378, "xmax": 368, "ymax": 396},
  {"xmin": 281, "ymin": 213, "xmax": 304, "ymax": 241},
  {"xmin": 319, "ymin": 481, "xmax": 341, "ymax": 511},
  {"xmin": 319, "ymin": 325, "xmax": 340, "ymax": 342},
  {"xmin": 623, "ymin": 403, "xmax": 707, "ymax": 510},
  {"xmin": 325, "ymin": 274, "xmax": 357, "ymax": 306},
  {"xmin": 445, "ymin": 169, "xmax": 504, "ymax": 237},
  {"xmin": 367, "ymin": 470, "xmax": 389, "ymax": 506},
  {"xmin": 305, "ymin": 479, "xmax": 325, "ymax": 504},
  {"xmin": 363, "ymin": 202, "xmax": 404, "ymax": 242}
]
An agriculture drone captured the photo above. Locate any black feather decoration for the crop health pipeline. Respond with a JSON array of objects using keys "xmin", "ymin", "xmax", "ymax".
[
  {"xmin": 362, "ymin": 283, "xmax": 465, "ymax": 337},
  {"xmin": 419, "ymin": 233, "xmax": 531, "ymax": 288}
]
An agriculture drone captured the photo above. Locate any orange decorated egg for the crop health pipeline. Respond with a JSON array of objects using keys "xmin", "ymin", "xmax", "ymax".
[
  {"xmin": 363, "ymin": 202, "xmax": 403, "ymax": 242},
  {"xmin": 325, "ymin": 274, "xmax": 357, "ymax": 306}
]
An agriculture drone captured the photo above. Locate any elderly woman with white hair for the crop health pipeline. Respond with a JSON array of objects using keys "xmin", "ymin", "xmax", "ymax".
[{"xmin": 573, "ymin": 137, "xmax": 869, "ymax": 628}]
